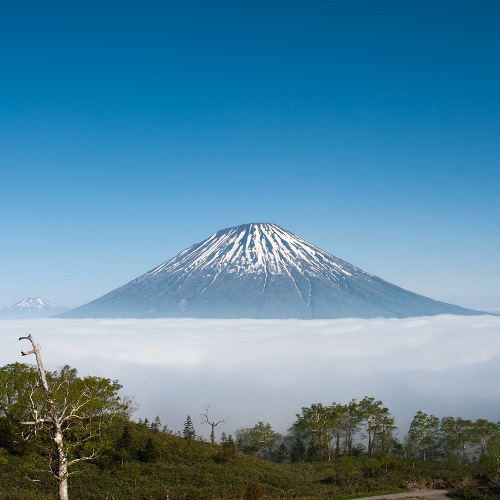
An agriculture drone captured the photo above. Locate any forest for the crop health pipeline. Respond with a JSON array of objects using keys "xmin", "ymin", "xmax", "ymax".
[{"xmin": 0, "ymin": 338, "xmax": 499, "ymax": 499}]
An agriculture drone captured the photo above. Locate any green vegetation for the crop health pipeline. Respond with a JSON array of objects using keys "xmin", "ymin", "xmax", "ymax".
[
  {"xmin": 1, "ymin": 359, "xmax": 499, "ymax": 499},
  {"xmin": 1, "ymin": 421, "xmax": 499, "ymax": 499}
]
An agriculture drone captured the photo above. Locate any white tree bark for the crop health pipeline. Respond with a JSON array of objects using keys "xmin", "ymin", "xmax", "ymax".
[{"xmin": 20, "ymin": 334, "xmax": 69, "ymax": 500}]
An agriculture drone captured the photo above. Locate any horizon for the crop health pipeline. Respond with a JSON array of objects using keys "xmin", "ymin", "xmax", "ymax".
[
  {"xmin": 0, "ymin": 1, "xmax": 499, "ymax": 312},
  {"xmin": 2, "ymin": 218, "xmax": 499, "ymax": 313},
  {"xmin": 1, "ymin": 315, "xmax": 499, "ymax": 438}
]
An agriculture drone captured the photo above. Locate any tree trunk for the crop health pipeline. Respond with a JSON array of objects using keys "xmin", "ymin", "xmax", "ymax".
[
  {"xmin": 58, "ymin": 475, "xmax": 68, "ymax": 500},
  {"xmin": 58, "ymin": 471, "xmax": 68, "ymax": 500},
  {"xmin": 55, "ymin": 430, "xmax": 68, "ymax": 500},
  {"xmin": 20, "ymin": 335, "xmax": 70, "ymax": 500}
]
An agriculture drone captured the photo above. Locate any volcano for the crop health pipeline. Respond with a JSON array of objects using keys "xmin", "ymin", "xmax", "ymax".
[
  {"xmin": 60, "ymin": 223, "xmax": 484, "ymax": 319},
  {"xmin": 1, "ymin": 297, "xmax": 69, "ymax": 319}
]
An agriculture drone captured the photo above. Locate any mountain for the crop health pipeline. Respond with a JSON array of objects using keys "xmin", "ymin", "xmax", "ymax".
[
  {"xmin": 59, "ymin": 223, "xmax": 486, "ymax": 319},
  {"xmin": 0, "ymin": 297, "xmax": 69, "ymax": 319}
]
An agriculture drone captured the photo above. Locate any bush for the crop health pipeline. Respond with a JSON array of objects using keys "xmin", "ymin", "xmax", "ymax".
[
  {"xmin": 244, "ymin": 482, "xmax": 265, "ymax": 499},
  {"xmin": 447, "ymin": 486, "xmax": 500, "ymax": 499}
]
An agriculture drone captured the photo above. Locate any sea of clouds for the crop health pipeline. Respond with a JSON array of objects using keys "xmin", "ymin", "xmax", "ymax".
[{"xmin": 1, "ymin": 315, "xmax": 499, "ymax": 439}]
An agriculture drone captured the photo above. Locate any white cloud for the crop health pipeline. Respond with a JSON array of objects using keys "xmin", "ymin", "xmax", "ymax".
[{"xmin": 1, "ymin": 315, "xmax": 499, "ymax": 439}]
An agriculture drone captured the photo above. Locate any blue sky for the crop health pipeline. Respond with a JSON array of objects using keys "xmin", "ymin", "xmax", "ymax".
[{"xmin": 1, "ymin": 1, "xmax": 499, "ymax": 310}]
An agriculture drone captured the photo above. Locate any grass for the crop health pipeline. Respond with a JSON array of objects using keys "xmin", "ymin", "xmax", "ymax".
[{"xmin": 1, "ymin": 422, "xmax": 498, "ymax": 499}]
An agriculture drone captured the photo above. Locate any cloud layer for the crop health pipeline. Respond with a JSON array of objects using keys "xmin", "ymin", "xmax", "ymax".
[{"xmin": 1, "ymin": 315, "xmax": 499, "ymax": 438}]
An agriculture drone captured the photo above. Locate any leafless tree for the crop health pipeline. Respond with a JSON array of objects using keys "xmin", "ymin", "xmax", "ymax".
[{"xmin": 200, "ymin": 405, "xmax": 229, "ymax": 444}]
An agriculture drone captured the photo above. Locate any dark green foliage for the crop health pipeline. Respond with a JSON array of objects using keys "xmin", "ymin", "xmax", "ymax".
[
  {"xmin": 244, "ymin": 481, "xmax": 265, "ymax": 499},
  {"xmin": 162, "ymin": 424, "xmax": 173, "ymax": 434},
  {"xmin": 447, "ymin": 486, "xmax": 500, "ymax": 499},
  {"xmin": 182, "ymin": 414, "xmax": 196, "ymax": 440},
  {"xmin": 214, "ymin": 436, "xmax": 238, "ymax": 463},
  {"xmin": 289, "ymin": 428, "xmax": 307, "ymax": 463},
  {"xmin": 306, "ymin": 441, "xmax": 319, "ymax": 461},
  {"xmin": 3, "ymin": 361, "xmax": 500, "ymax": 498},
  {"xmin": 2, "ymin": 417, "xmax": 500, "ymax": 499},
  {"xmin": 0, "ymin": 416, "xmax": 26, "ymax": 456},
  {"xmin": 0, "ymin": 360, "xmax": 134, "ymax": 499},
  {"xmin": 150, "ymin": 415, "xmax": 162, "ymax": 431},
  {"xmin": 235, "ymin": 421, "xmax": 281, "ymax": 460},
  {"xmin": 293, "ymin": 398, "xmax": 397, "ymax": 461},
  {"xmin": 237, "ymin": 436, "xmax": 244, "ymax": 451},
  {"xmin": 273, "ymin": 442, "xmax": 289, "ymax": 463},
  {"xmin": 116, "ymin": 424, "xmax": 134, "ymax": 464},
  {"xmin": 139, "ymin": 436, "xmax": 158, "ymax": 463}
]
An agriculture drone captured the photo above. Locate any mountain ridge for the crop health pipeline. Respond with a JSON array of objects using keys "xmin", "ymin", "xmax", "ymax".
[{"xmin": 59, "ymin": 223, "xmax": 485, "ymax": 319}]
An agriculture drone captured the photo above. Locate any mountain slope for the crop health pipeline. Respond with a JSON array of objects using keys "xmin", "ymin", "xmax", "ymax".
[{"xmin": 60, "ymin": 223, "xmax": 484, "ymax": 319}]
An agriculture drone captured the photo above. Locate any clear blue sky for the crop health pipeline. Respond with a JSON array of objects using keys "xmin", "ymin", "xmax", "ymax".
[{"xmin": 1, "ymin": 1, "xmax": 499, "ymax": 310}]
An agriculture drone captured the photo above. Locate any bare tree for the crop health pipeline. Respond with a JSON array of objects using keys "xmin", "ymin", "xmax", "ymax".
[
  {"xmin": 19, "ymin": 334, "xmax": 132, "ymax": 500},
  {"xmin": 200, "ymin": 405, "xmax": 229, "ymax": 444}
]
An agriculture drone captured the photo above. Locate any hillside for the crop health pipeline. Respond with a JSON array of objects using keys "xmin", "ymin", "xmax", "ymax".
[{"xmin": 1, "ymin": 419, "xmax": 499, "ymax": 499}]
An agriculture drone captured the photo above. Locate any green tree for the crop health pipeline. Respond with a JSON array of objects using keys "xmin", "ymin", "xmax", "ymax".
[
  {"xmin": 150, "ymin": 415, "xmax": 162, "ymax": 432},
  {"xmin": 289, "ymin": 426, "xmax": 307, "ymax": 463},
  {"xmin": 339, "ymin": 399, "xmax": 362, "ymax": 456},
  {"xmin": 273, "ymin": 442, "xmax": 289, "ymax": 463},
  {"xmin": 217, "ymin": 432, "xmax": 237, "ymax": 462},
  {"xmin": 294, "ymin": 403, "xmax": 340, "ymax": 461},
  {"xmin": 471, "ymin": 418, "xmax": 499, "ymax": 461},
  {"xmin": 139, "ymin": 436, "xmax": 158, "ymax": 463},
  {"xmin": 116, "ymin": 424, "xmax": 134, "ymax": 466},
  {"xmin": 487, "ymin": 436, "xmax": 500, "ymax": 477},
  {"xmin": 406, "ymin": 411, "xmax": 440, "ymax": 464},
  {"xmin": 0, "ymin": 362, "xmax": 39, "ymax": 455},
  {"xmin": 15, "ymin": 335, "xmax": 133, "ymax": 500},
  {"xmin": 358, "ymin": 396, "xmax": 396, "ymax": 457},
  {"xmin": 162, "ymin": 424, "xmax": 173, "ymax": 434},
  {"xmin": 183, "ymin": 415, "xmax": 196, "ymax": 440},
  {"xmin": 235, "ymin": 421, "xmax": 280, "ymax": 460},
  {"xmin": 440, "ymin": 416, "xmax": 474, "ymax": 463}
]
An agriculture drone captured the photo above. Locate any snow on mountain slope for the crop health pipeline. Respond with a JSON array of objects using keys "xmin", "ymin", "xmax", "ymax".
[
  {"xmin": 60, "ymin": 223, "xmax": 486, "ymax": 319},
  {"xmin": 0, "ymin": 297, "xmax": 69, "ymax": 318},
  {"xmin": 140, "ymin": 223, "xmax": 359, "ymax": 288}
]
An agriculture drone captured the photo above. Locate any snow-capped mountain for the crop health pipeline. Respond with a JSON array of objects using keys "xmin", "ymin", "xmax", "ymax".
[
  {"xmin": 0, "ymin": 297, "xmax": 69, "ymax": 319},
  {"xmin": 60, "ymin": 223, "xmax": 485, "ymax": 319}
]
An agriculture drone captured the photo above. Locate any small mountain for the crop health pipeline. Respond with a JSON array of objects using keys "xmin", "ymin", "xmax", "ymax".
[
  {"xmin": 60, "ymin": 223, "xmax": 486, "ymax": 319},
  {"xmin": 0, "ymin": 297, "xmax": 69, "ymax": 319}
]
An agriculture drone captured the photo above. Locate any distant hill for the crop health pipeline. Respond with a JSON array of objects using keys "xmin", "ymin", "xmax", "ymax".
[
  {"xmin": 0, "ymin": 297, "xmax": 69, "ymax": 319},
  {"xmin": 59, "ymin": 223, "xmax": 486, "ymax": 319}
]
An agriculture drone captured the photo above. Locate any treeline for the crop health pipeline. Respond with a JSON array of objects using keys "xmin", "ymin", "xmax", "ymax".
[
  {"xmin": 166, "ymin": 398, "xmax": 499, "ymax": 468},
  {"xmin": 1, "ymin": 360, "xmax": 499, "ymax": 499}
]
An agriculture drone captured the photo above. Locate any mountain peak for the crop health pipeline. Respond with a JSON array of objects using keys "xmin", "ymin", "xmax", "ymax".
[
  {"xmin": 1, "ymin": 297, "xmax": 69, "ymax": 319},
  {"xmin": 60, "ymin": 223, "xmax": 486, "ymax": 319},
  {"xmin": 15, "ymin": 297, "xmax": 57, "ymax": 309},
  {"xmin": 146, "ymin": 222, "xmax": 357, "ymax": 284}
]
